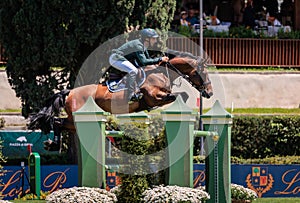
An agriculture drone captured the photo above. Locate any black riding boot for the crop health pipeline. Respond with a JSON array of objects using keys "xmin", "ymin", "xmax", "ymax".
[
  {"xmin": 44, "ymin": 118, "xmax": 61, "ymax": 151},
  {"xmin": 127, "ymin": 72, "xmax": 137, "ymax": 101}
]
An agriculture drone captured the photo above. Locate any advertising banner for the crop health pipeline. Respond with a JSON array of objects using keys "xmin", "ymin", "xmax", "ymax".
[
  {"xmin": 0, "ymin": 130, "xmax": 56, "ymax": 158},
  {"xmin": 194, "ymin": 164, "xmax": 300, "ymax": 198},
  {"xmin": 0, "ymin": 165, "xmax": 78, "ymax": 200},
  {"xmin": 1, "ymin": 164, "xmax": 299, "ymax": 200}
]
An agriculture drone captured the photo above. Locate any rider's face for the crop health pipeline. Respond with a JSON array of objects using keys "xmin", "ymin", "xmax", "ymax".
[{"xmin": 149, "ymin": 37, "xmax": 157, "ymax": 47}]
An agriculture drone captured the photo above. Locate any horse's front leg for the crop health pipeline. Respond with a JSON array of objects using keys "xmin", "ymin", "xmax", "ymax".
[
  {"xmin": 144, "ymin": 88, "xmax": 176, "ymax": 107},
  {"xmin": 155, "ymin": 90, "xmax": 176, "ymax": 102}
]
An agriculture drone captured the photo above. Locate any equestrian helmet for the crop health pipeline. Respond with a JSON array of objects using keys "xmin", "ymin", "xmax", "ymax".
[{"xmin": 141, "ymin": 28, "xmax": 159, "ymax": 39}]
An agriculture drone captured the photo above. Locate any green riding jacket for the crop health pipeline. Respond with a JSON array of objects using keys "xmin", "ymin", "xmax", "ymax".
[{"xmin": 111, "ymin": 39, "xmax": 162, "ymax": 66}]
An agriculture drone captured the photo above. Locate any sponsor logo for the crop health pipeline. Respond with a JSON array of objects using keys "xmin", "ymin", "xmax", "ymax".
[
  {"xmin": 16, "ymin": 136, "xmax": 27, "ymax": 142},
  {"xmin": 9, "ymin": 136, "xmax": 32, "ymax": 147},
  {"xmin": 246, "ymin": 166, "xmax": 274, "ymax": 197}
]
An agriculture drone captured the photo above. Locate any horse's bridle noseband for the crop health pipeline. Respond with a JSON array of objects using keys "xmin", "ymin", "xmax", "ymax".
[{"xmin": 166, "ymin": 61, "xmax": 210, "ymax": 93}]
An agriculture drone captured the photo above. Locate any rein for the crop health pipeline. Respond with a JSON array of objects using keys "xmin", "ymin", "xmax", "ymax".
[{"xmin": 166, "ymin": 61, "xmax": 208, "ymax": 92}]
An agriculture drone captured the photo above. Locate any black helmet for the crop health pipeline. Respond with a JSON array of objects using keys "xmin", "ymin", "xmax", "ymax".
[{"xmin": 141, "ymin": 28, "xmax": 159, "ymax": 40}]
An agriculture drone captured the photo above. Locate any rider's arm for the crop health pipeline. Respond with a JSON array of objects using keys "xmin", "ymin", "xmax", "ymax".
[{"xmin": 135, "ymin": 51, "xmax": 162, "ymax": 65}]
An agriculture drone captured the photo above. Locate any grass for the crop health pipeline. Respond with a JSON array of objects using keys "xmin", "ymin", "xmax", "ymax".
[
  {"xmin": 213, "ymin": 66, "xmax": 299, "ymax": 72},
  {"xmin": 197, "ymin": 108, "xmax": 300, "ymax": 115},
  {"xmin": 0, "ymin": 109, "xmax": 21, "ymax": 113},
  {"xmin": 255, "ymin": 198, "xmax": 300, "ymax": 203},
  {"xmin": 225, "ymin": 108, "xmax": 300, "ymax": 115}
]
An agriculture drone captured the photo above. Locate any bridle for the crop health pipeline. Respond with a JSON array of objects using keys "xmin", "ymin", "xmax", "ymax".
[{"xmin": 166, "ymin": 59, "xmax": 211, "ymax": 95}]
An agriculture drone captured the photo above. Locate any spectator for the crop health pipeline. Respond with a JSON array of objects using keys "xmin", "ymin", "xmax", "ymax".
[
  {"xmin": 186, "ymin": 9, "xmax": 199, "ymax": 25},
  {"xmin": 180, "ymin": 11, "xmax": 189, "ymax": 26},
  {"xmin": 232, "ymin": 0, "xmax": 245, "ymax": 26},
  {"xmin": 243, "ymin": 0, "xmax": 256, "ymax": 29},
  {"xmin": 268, "ymin": 16, "xmax": 282, "ymax": 26}
]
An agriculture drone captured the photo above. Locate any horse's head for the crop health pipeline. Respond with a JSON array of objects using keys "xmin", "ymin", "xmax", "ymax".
[{"xmin": 168, "ymin": 57, "xmax": 213, "ymax": 99}]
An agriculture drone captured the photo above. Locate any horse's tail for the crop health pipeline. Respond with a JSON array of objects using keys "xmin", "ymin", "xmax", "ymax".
[{"xmin": 27, "ymin": 89, "xmax": 70, "ymax": 134}]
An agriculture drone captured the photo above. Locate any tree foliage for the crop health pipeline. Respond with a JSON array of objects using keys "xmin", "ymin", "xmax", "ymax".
[{"xmin": 0, "ymin": 0, "xmax": 176, "ymax": 117}]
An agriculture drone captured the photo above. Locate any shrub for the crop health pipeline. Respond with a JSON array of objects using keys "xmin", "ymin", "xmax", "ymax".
[
  {"xmin": 185, "ymin": 25, "xmax": 300, "ymax": 39},
  {"xmin": 142, "ymin": 185, "xmax": 210, "ymax": 203},
  {"xmin": 231, "ymin": 116, "xmax": 300, "ymax": 159},
  {"xmin": 277, "ymin": 29, "xmax": 300, "ymax": 39},
  {"xmin": 231, "ymin": 184, "xmax": 257, "ymax": 202},
  {"xmin": 231, "ymin": 155, "xmax": 300, "ymax": 164},
  {"xmin": 116, "ymin": 122, "xmax": 151, "ymax": 203},
  {"xmin": 178, "ymin": 25, "xmax": 192, "ymax": 37},
  {"xmin": 228, "ymin": 26, "xmax": 257, "ymax": 38}
]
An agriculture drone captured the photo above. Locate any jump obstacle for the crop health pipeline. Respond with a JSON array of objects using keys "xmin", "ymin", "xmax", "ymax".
[{"xmin": 73, "ymin": 96, "xmax": 233, "ymax": 203}]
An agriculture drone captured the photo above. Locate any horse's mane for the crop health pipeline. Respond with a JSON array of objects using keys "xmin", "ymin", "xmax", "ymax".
[{"xmin": 166, "ymin": 49, "xmax": 199, "ymax": 60}]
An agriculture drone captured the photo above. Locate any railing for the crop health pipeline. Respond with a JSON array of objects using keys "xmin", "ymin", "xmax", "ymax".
[
  {"xmin": 1, "ymin": 38, "xmax": 300, "ymax": 67},
  {"xmin": 166, "ymin": 37, "xmax": 300, "ymax": 68}
]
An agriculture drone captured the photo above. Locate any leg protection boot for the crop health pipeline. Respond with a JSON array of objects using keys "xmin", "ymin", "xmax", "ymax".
[{"xmin": 127, "ymin": 71, "xmax": 137, "ymax": 101}]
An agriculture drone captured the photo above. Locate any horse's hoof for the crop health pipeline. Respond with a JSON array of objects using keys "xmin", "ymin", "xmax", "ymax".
[{"xmin": 201, "ymin": 91, "xmax": 213, "ymax": 99}]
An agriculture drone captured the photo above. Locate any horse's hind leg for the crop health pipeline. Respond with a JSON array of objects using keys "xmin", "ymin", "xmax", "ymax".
[{"xmin": 43, "ymin": 117, "xmax": 63, "ymax": 151}]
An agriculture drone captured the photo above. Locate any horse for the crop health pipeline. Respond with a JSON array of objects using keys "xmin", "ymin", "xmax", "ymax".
[{"xmin": 28, "ymin": 54, "xmax": 213, "ymax": 151}]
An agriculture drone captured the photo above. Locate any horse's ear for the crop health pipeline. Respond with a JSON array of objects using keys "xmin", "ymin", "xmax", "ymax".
[{"xmin": 197, "ymin": 58, "xmax": 209, "ymax": 71}]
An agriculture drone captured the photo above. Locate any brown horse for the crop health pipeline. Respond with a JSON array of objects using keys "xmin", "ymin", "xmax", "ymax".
[{"xmin": 28, "ymin": 55, "xmax": 213, "ymax": 150}]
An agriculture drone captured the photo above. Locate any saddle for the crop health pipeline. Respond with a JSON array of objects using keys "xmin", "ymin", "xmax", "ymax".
[{"xmin": 104, "ymin": 67, "xmax": 146, "ymax": 93}]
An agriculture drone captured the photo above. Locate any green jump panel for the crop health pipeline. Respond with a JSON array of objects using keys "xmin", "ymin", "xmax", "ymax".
[
  {"xmin": 73, "ymin": 96, "xmax": 109, "ymax": 188},
  {"xmin": 201, "ymin": 100, "xmax": 233, "ymax": 203},
  {"xmin": 161, "ymin": 95, "xmax": 196, "ymax": 187}
]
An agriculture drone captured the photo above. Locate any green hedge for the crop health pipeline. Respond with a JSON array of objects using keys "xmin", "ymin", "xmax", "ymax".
[
  {"xmin": 231, "ymin": 116, "xmax": 300, "ymax": 159},
  {"xmin": 231, "ymin": 155, "xmax": 300, "ymax": 164}
]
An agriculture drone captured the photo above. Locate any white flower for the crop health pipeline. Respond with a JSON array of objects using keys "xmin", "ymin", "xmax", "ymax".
[
  {"xmin": 142, "ymin": 185, "xmax": 210, "ymax": 203},
  {"xmin": 231, "ymin": 183, "xmax": 257, "ymax": 201}
]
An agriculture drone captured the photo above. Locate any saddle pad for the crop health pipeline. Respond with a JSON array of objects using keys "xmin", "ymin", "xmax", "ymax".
[
  {"xmin": 106, "ymin": 78, "xmax": 127, "ymax": 92},
  {"xmin": 105, "ymin": 69, "xmax": 146, "ymax": 93}
]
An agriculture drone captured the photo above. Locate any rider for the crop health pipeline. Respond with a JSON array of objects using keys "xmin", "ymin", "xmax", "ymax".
[{"xmin": 109, "ymin": 28, "xmax": 169, "ymax": 103}]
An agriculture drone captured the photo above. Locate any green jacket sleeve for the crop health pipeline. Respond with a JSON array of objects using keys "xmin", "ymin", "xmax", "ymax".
[{"xmin": 135, "ymin": 51, "xmax": 162, "ymax": 66}]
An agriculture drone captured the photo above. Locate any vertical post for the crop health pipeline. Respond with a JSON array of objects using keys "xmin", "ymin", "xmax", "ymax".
[
  {"xmin": 161, "ymin": 95, "xmax": 197, "ymax": 187},
  {"xmin": 73, "ymin": 96, "xmax": 109, "ymax": 188},
  {"xmin": 201, "ymin": 100, "xmax": 232, "ymax": 203},
  {"xmin": 28, "ymin": 152, "xmax": 40, "ymax": 199}
]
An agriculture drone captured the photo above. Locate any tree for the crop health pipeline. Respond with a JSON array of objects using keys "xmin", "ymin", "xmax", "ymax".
[{"xmin": 0, "ymin": 0, "xmax": 176, "ymax": 117}]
